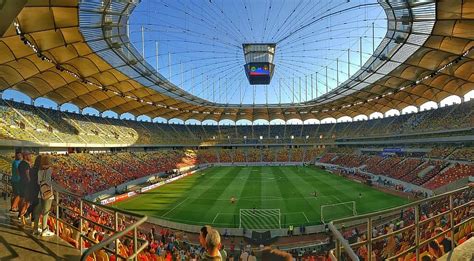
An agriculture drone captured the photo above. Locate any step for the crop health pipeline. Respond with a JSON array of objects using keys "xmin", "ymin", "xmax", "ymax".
[
  {"xmin": 417, "ymin": 165, "xmax": 435, "ymax": 178},
  {"xmin": 0, "ymin": 198, "xmax": 81, "ymax": 260}
]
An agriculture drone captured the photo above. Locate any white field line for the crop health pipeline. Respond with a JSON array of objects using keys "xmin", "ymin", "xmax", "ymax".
[
  {"xmin": 212, "ymin": 213, "xmax": 220, "ymax": 224},
  {"xmin": 302, "ymin": 212, "xmax": 310, "ymax": 223},
  {"xmin": 331, "ymin": 195, "xmax": 356, "ymax": 212},
  {"xmin": 162, "ymin": 197, "xmax": 189, "ymax": 217}
]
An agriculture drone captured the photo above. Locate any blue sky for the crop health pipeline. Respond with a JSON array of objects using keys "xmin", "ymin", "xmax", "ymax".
[{"xmin": 129, "ymin": 0, "xmax": 387, "ymax": 105}]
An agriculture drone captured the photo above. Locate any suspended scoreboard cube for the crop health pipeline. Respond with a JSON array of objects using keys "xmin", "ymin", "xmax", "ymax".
[{"xmin": 242, "ymin": 43, "xmax": 276, "ymax": 85}]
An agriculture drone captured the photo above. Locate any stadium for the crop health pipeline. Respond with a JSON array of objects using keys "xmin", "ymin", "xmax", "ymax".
[{"xmin": 0, "ymin": 0, "xmax": 472, "ymax": 260}]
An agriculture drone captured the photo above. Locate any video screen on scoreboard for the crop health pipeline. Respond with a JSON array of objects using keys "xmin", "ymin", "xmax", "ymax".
[{"xmin": 249, "ymin": 64, "xmax": 270, "ymax": 76}]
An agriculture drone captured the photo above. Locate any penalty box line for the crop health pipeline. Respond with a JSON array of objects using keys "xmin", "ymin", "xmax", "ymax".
[
  {"xmin": 285, "ymin": 211, "xmax": 310, "ymax": 223},
  {"xmin": 212, "ymin": 212, "xmax": 235, "ymax": 224},
  {"xmin": 162, "ymin": 197, "xmax": 190, "ymax": 217}
]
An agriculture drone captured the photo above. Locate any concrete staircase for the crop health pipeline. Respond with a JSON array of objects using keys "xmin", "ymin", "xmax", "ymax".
[{"xmin": 416, "ymin": 165, "xmax": 435, "ymax": 178}]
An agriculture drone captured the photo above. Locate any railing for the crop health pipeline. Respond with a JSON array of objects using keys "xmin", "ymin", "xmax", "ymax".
[
  {"xmin": 53, "ymin": 189, "xmax": 149, "ymax": 261},
  {"xmin": 328, "ymin": 186, "xmax": 473, "ymax": 260},
  {"xmin": 0, "ymin": 173, "xmax": 148, "ymax": 261},
  {"xmin": 1, "ymin": 173, "xmax": 472, "ymax": 261},
  {"xmin": 0, "ymin": 173, "xmax": 11, "ymax": 200}
]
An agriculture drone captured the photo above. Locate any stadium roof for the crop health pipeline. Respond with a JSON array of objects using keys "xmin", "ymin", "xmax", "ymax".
[{"xmin": 0, "ymin": 0, "xmax": 473, "ymax": 122}]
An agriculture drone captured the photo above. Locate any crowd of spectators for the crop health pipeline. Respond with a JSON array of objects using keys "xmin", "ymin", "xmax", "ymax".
[
  {"xmin": 247, "ymin": 149, "xmax": 260, "ymax": 162},
  {"xmin": 343, "ymin": 188, "xmax": 473, "ymax": 261},
  {"xmin": 385, "ymin": 158, "xmax": 423, "ymax": 180},
  {"xmin": 46, "ymin": 151, "xmax": 196, "ymax": 196},
  {"xmin": 428, "ymin": 147, "xmax": 455, "ymax": 159},
  {"xmin": 330, "ymin": 154, "xmax": 368, "ymax": 168},
  {"xmin": 0, "ymin": 147, "xmax": 471, "ymax": 261},
  {"xmin": 37, "ymin": 175, "xmax": 471, "ymax": 261},
  {"xmin": 424, "ymin": 164, "xmax": 474, "ymax": 190},
  {"xmin": 32, "ymin": 192, "xmax": 300, "ymax": 261},
  {"xmin": 410, "ymin": 160, "xmax": 448, "ymax": 186},
  {"xmin": 449, "ymin": 147, "xmax": 474, "ymax": 162},
  {"xmin": 1, "ymin": 98, "xmax": 473, "ymax": 146},
  {"xmin": 318, "ymin": 150, "xmax": 473, "ymax": 190},
  {"xmin": 1, "ymin": 146, "xmax": 470, "ymax": 198}
]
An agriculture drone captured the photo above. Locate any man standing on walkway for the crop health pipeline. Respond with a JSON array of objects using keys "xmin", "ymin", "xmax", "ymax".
[{"xmin": 10, "ymin": 152, "xmax": 22, "ymax": 212}]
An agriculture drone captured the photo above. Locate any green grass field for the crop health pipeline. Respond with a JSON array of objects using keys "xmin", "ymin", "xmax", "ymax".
[{"xmin": 113, "ymin": 166, "xmax": 410, "ymax": 228}]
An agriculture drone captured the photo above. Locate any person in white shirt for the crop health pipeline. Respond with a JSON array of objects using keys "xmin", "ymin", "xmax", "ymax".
[
  {"xmin": 247, "ymin": 251, "xmax": 257, "ymax": 261},
  {"xmin": 32, "ymin": 155, "xmax": 55, "ymax": 237},
  {"xmin": 240, "ymin": 250, "xmax": 249, "ymax": 261}
]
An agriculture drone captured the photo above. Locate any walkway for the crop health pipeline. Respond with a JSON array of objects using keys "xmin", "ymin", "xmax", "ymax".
[{"xmin": 0, "ymin": 197, "xmax": 80, "ymax": 261}]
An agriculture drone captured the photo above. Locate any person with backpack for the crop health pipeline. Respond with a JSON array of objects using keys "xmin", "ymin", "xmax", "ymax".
[{"xmin": 33, "ymin": 155, "xmax": 55, "ymax": 237}]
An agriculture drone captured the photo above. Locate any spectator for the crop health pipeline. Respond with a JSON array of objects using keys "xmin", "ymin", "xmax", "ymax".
[
  {"xmin": 200, "ymin": 225, "xmax": 211, "ymax": 248},
  {"xmin": 248, "ymin": 251, "xmax": 257, "ymax": 261},
  {"xmin": 33, "ymin": 155, "xmax": 55, "ymax": 237},
  {"xmin": 10, "ymin": 152, "xmax": 22, "ymax": 212},
  {"xmin": 427, "ymin": 240, "xmax": 443, "ymax": 258},
  {"xmin": 18, "ymin": 150, "xmax": 33, "ymax": 224},
  {"xmin": 220, "ymin": 244, "xmax": 227, "ymax": 261},
  {"xmin": 288, "ymin": 225, "xmax": 294, "ymax": 236},
  {"xmin": 203, "ymin": 228, "xmax": 222, "ymax": 260},
  {"xmin": 435, "ymin": 227, "xmax": 452, "ymax": 253},
  {"xmin": 240, "ymin": 250, "xmax": 249, "ymax": 261},
  {"xmin": 257, "ymin": 247, "xmax": 292, "ymax": 261},
  {"xmin": 26, "ymin": 155, "xmax": 42, "ymax": 227}
]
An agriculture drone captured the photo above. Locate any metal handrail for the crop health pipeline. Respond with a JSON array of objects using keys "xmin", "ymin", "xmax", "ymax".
[
  {"xmin": 80, "ymin": 215, "xmax": 148, "ymax": 261},
  {"xmin": 328, "ymin": 186, "xmax": 473, "ymax": 260},
  {"xmin": 50, "ymin": 189, "xmax": 149, "ymax": 261},
  {"xmin": 328, "ymin": 222, "xmax": 359, "ymax": 261},
  {"xmin": 0, "ymin": 172, "xmax": 152, "ymax": 261}
]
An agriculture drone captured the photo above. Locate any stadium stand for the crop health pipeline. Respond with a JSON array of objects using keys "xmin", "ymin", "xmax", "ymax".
[
  {"xmin": 0, "ymin": 99, "xmax": 473, "ymax": 146},
  {"xmin": 0, "ymin": 85, "xmax": 472, "ymax": 259},
  {"xmin": 0, "ymin": 0, "xmax": 473, "ymax": 260},
  {"xmin": 317, "ymin": 149, "xmax": 474, "ymax": 191}
]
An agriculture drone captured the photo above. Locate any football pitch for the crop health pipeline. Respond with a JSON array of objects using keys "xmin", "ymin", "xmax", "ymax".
[{"xmin": 113, "ymin": 166, "xmax": 410, "ymax": 228}]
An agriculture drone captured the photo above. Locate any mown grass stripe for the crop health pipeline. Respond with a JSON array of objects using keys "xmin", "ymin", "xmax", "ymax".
[{"xmin": 114, "ymin": 166, "xmax": 411, "ymax": 227}]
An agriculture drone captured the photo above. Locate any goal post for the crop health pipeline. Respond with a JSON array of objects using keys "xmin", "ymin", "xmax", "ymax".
[
  {"xmin": 239, "ymin": 209, "xmax": 281, "ymax": 229},
  {"xmin": 320, "ymin": 201, "xmax": 357, "ymax": 223}
]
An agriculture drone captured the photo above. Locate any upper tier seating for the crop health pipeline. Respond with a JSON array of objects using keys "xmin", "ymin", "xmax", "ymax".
[
  {"xmin": 450, "ymin": 147, "xmax": 474, "ymax": 162},
  {"xmin": 0, "ymin": 99, "xmax": 473, "ymax": 145}
]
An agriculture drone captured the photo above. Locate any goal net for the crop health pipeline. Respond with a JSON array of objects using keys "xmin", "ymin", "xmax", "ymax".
[
  {"xmin": 239, "ymin": 209, "xmax": 281, "ymax": 229},
  {"xmin": 320, "ymin": 201, "xmax": 357, "ymax": 223}
]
